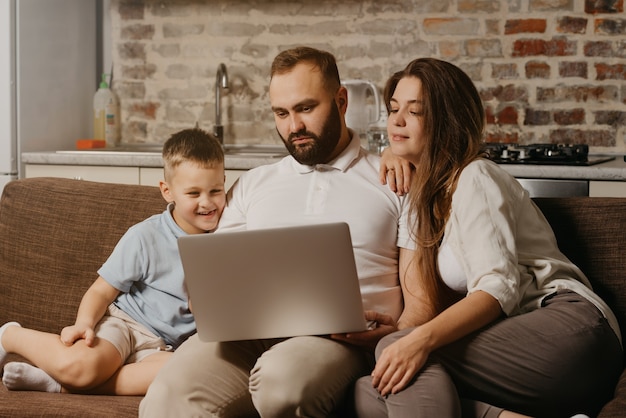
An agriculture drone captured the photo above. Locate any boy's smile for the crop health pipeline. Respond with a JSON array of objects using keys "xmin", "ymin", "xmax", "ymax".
[{"xmin": 160, "ymin": 161, "xmax": 226, "ymax": 234}]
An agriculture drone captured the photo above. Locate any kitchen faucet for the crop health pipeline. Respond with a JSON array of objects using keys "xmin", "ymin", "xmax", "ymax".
[{"xmin": 214, "ymin": 63, "xmax": 229, "ymax": 145}]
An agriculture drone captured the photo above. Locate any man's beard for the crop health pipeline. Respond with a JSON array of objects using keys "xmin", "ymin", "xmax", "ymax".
[{"xmin": 279, "ymin": 102, "xmax": 342, "ymax": 166}]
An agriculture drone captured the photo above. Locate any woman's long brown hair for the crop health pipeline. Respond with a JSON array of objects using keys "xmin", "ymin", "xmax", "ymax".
[{"xmin": 384, "ymin": 58, "xmax": 486, "ymax": 316}]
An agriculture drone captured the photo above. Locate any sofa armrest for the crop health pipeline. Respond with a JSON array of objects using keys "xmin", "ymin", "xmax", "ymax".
[{"xmin": 599, "ymin": 367, "xmax": 626, "ymax": 418}]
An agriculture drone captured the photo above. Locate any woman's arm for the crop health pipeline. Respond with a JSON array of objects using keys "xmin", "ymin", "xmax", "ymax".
[
  {"xmin": 372, "ymin": 290, "xmax": 502, "ymax": 396},
  {"xmin": 331, "ymin": 248, "xmax": 429, "ymax": 350},
  {"xmin": 396, "ymin": 247, "xmax": 434, "ymax": 329}
]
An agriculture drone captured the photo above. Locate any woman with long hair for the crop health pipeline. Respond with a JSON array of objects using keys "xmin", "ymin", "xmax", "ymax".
[{"xmin": 355, "ymin": 58, "xmax": 623, "ymax": 418}]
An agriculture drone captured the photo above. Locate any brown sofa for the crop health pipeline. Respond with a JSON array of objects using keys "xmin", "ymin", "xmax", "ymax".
[{"xmin": 0, "ymin": 177, "xmax": 625, "ymax": 417}]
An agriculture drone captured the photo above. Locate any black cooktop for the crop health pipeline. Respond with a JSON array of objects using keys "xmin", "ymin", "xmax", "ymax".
[{"xmin": 484, "ymin": 143, "xmax": 615, "ymax": 166}]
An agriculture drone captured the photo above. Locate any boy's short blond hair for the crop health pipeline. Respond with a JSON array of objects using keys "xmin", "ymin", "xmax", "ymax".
[{"xmin": 162, "ymin": 128, "xmax": 224, "ymax": 181}]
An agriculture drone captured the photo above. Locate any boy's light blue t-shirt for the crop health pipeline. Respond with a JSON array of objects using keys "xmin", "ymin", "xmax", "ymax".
[{"xmin": 97, "ymin": 203, "xmax": 196, "ymax": 348}]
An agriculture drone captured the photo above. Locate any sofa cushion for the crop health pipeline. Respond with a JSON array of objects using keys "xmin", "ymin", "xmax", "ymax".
[
  {"xmin": 0, "ymin": 384, "xmax": 142, "ymax": 417},
  {"xmin": 599, "ymin": 367, "xmax": 626, "ymax": 418}
]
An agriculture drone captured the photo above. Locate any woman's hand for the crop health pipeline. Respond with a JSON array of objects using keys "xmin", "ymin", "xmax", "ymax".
[
  {"xmin": 331, "ymin": 310, "xmax": 397, "ymax": 352},
  {"xmin": 379, "ymin": 147, "xmax": 413, "ymax": 196},
  {"xmin": 371, "ymin": 292, "xmax": 503, "ymax": 396},
  {"xmin": 371, "ymin": 328, "xmax": 430, "ymax": 396}
]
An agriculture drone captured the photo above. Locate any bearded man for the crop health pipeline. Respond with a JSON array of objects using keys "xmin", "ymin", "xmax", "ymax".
[{"xmin": 140, "ymin": 46, "xmax": 413, "ymax": 418}]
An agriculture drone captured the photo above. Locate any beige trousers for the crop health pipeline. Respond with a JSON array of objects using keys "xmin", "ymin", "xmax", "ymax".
[{"xmin": 140, "ymin": 333, "xmax": 372, "ymax": 417}]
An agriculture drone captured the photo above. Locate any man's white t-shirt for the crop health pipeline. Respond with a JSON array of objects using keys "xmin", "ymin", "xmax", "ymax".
[{"xmin": 218, "ymin": 136, "xmax": 410, "ymax": 321}]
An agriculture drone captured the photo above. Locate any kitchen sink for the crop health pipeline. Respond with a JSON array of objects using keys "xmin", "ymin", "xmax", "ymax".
[{"xmin": 56, "ymin": 143, "xmax": 288, "ymax": 158}]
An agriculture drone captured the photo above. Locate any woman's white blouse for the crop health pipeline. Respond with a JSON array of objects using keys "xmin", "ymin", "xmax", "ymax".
[
  {"xmin": 439, "ymin": 159, "xmax": 620, "ymax": 343},
  {"xmin": 438, "ymin": 243, "xmax": 467, "ymax": 293}
]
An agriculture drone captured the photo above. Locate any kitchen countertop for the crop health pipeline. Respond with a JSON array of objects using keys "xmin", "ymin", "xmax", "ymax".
[
  {"xmin": 21, "ymin": 150, "xmax": 285, "ymax": 171},
  {"xmin": 496, "ymin": 156, "xmax": 626, "ymax": 181},
  {"xmin": 21, "ymin": 151, "xmax": 626, "ymax": 181}
]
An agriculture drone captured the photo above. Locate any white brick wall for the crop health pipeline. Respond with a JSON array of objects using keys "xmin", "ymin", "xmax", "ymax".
[{"xmin": 109, "ymin": 0, "xmax": 626, "ymax": 154}]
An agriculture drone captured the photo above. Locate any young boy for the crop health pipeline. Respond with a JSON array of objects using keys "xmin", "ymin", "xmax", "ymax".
[{"xmin": 0, "ymin": 127, "xmax": 226, "ymax": 395}]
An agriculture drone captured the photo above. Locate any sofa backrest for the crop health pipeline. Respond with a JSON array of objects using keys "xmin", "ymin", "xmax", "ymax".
[
  {"xmin": 1, "ymin": 179, "xmax": 625, "ymax": 349},
  {"xmin": 533, "ymin": 197, "xmax": 626, "ymax": 345},
  {"xmin": 0, "ymin": 177, "xmax": 165, "ymax": 333}
]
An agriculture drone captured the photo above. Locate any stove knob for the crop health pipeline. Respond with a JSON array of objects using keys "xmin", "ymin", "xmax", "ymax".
[
  {"xmin": 501, "ymin": 149, "xmax": 509, "ymax": 159},
  {"xmin": 519, "ymin": 149, "xmax": 527, "ymax": 159}
]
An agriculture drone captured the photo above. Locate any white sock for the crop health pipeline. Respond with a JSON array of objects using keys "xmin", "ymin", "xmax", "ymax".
[
  {"xmin": 2, "ymin": 362, "xmax": 61, "ymax": 393},
  {"xmin": 0, "ymin": 322, "xmax": 21, "ymax": 364}
]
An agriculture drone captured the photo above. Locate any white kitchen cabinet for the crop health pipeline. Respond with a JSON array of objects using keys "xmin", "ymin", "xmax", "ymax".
[
  {"xmin": 25, "ymin": 164, "xmax": 139, "ymax": 184},
  {"xmin": 589, "ymin": 181, "xmax": 626, "ymax": 197},
  {"xmin": 139, "ymin": 167, "xmax": 163, "ymax": 186},
  {"xmin": 25, "ymin": 164, "xmax": 245, "ymax": 191}
]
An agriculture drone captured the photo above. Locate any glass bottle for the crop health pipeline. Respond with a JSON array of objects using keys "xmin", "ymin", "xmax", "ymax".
[{"xmin": 366, "ymin": 105, "xmax": 389, "ymax": 155}]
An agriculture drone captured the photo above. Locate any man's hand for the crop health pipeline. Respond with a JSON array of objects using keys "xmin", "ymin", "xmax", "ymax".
[{"xmin": 330, "ymin": 310, "xmax": 397, "ymax": 352}]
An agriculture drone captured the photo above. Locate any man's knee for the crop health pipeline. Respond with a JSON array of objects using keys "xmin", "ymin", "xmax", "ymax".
[
  {"xmin": 251, "ymin": 385, "xmax": 300, "ymax": 418},
  {"xmin": 252, "ymin": 383, "xmax": 332, "ymax": 418},
  {"xmin": 139, "ymin": 377, "xmax": 171, "ymax": 417},
  {"xmin": 249, "ymin": 354, "xmax": 345, "ymax": 418},
  {"xmin": 250, "ymin": 359, "xmax": 299, "ymax": 417}
]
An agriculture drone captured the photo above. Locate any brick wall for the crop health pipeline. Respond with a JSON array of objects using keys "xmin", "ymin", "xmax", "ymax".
[{"xmin": 110, "ymin": 0, "xmax": 626, "ymax": 154}]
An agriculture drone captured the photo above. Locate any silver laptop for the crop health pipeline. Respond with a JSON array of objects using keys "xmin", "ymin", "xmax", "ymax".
[{"xmin": 178, "ymin": 222, "xmax": 368, "ymax": 342}]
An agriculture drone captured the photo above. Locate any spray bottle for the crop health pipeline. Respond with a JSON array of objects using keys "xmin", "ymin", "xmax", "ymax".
[{"xmin": 93, "ymin": 73, "xmax": 120, "ymax": 147}]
